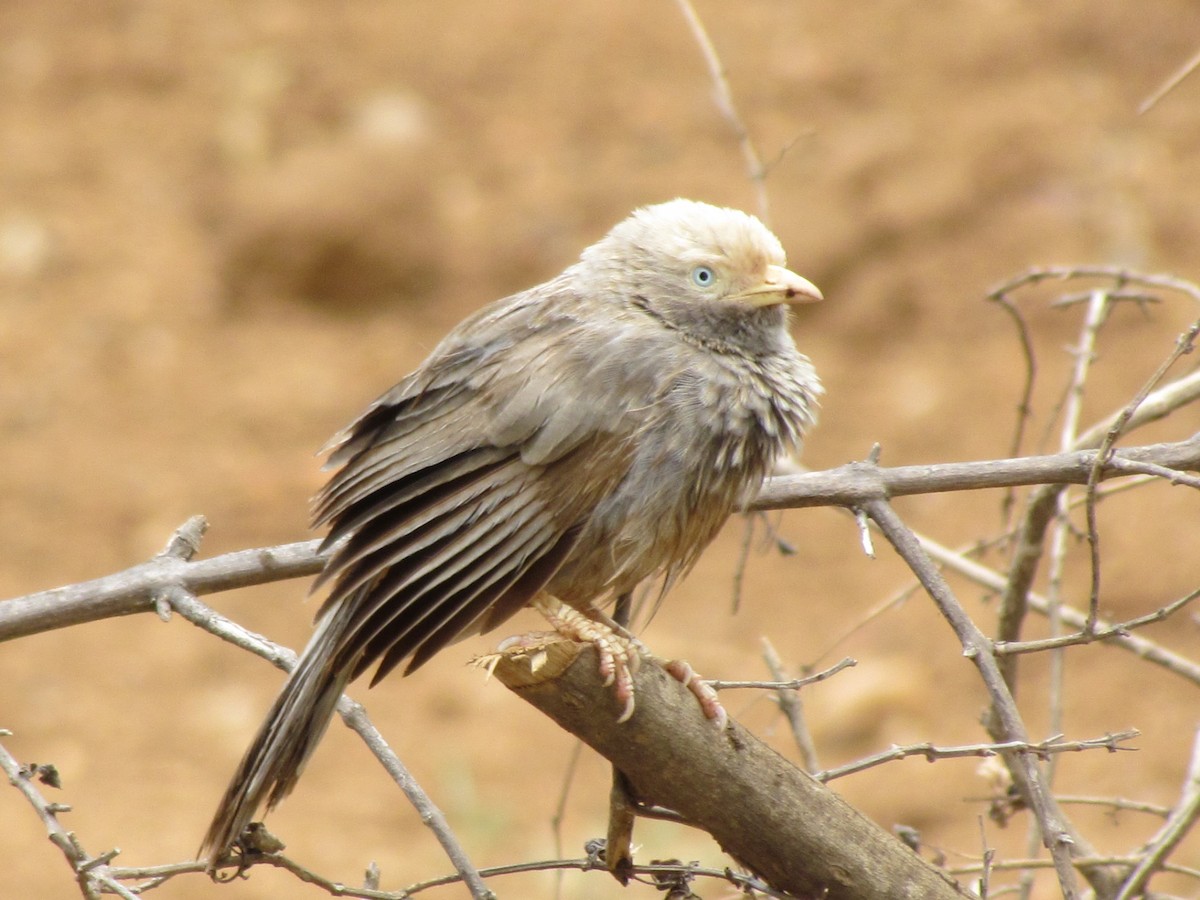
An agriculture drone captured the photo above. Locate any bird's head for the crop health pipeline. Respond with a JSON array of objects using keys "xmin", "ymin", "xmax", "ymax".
[{"xmin": 578, "ymin": 199, "xmax": 822, "ymax": 336}]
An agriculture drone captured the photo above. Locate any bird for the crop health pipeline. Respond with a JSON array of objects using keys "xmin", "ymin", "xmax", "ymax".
[{"xmin": 201, "ymin": 198, "xmax": 823, "ymax": 864}]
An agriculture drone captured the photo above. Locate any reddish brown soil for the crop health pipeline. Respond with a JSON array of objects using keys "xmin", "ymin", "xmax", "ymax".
[{"xmin": 3, "ymin": 3, "xmax": 1200, "ymax": 898}]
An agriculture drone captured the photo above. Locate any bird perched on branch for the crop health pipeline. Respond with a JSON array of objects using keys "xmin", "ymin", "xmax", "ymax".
[{"xmin": 202, "ymin": 198, "xmax": 823, "ymax": 863}]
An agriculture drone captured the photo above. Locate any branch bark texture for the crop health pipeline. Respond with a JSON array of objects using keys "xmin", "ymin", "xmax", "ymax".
[{"xmin": 485, "ymin": 641, "xmax": 967, "ymax": 900}]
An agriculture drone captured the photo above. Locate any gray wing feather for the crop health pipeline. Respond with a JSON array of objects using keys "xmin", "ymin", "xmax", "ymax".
[
  {"xmin": 203, "ymin": 286, "xmax": 652, "ymax": 863},
  {"xmin": 313, "ymin": 284, "xmax": 645, "ymax": 682}
]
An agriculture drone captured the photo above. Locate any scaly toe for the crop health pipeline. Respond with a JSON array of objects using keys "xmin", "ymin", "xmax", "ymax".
[
  {"xmin": 665, "ymin": 658, "xmax": 729, "ymax": 729},
  {"xmin": 533, "ymin": 595, "xmax": 644, "ymax": 721}
]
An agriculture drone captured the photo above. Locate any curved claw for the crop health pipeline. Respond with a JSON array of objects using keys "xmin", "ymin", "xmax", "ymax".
[
  {"xmin": 665, "ymin": 659, "xmax": 729, "ymax": 730},
  {"xmin": 532, "ymin": 596, "xmax": 727, "ymax": 728},
  {"xmin": 535, "ymin": 595, "xmax": 643, "ymax": 721}
]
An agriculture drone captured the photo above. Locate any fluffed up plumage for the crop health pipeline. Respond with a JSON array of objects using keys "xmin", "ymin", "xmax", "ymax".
[{"xmin": 201, "ymin": 198, "xmax": 823, "ymax": 862}]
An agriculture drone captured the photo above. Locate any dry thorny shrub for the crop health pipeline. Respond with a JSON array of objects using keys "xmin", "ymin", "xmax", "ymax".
[{"xmin": 1, "ymin": 266, "xmax": 1198, "ymax": 899}]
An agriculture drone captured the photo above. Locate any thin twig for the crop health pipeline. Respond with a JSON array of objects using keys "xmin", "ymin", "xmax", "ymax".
[
  {"xmin": 673, "ymin": 0, "xmax": 770, "ymax": 222},
  {"xmin": 758, "ymin": 639, "xmax": 824, "ymax": 771},
  {"xmin": 0, "ymin": 738, "xmax": 138, "ymax": 900},
  {"xmin": 1114, "ymin": 727, "xmax": 1200, "ymax": 899},
  {"xmin": 1140, "ymin": 45, "xmax": 1200, "ymax": 114},
  {"xmin": 396, "ymin": 853, "xmax": 798, "ymax": 899},
  {"xmin": 945, "ymin": 854, "xmax": 1200, "ymax": 880},
  {"xmin": 549, "ymin": 740, "xmax": 583, "ymax": 900},
  {"xmin": 1039, "ymin": 289, "xmax": 1108, "ymax": 819},
  {"xmin": 1079, "ymin": 367, "xmax": 1200, "ymax": 448},
  {"xmin": 707, "ymin": 654, "xmax": 856, "ymax": 691},
  {"xmin": 987, "ymin": 266, "xmax": 1200, "ymax": 306},
  {"xmin": 1060, "ymin": 289, "xmax": 1108, "ymax": 636},
  {"xmin": 816, "ymin": 731, "xmax": 1139, "ymax": 783},
  {"xmin": 809, "ymin": 577, "xmax": 924, "ymax": 663},
  {"xmin": 987, "ymin": 293, "xmax": 1038, "ymax": 523},
  {"xmin": 978, "ymin": 816, "xmax": 995, "ymax": 900},
  {"xmin": 1054, "ymin": 795, "xmax": 1171, "ymax": 819},
  {"xmin": 1103, "ymin": 455, "xmax": 1200, "ymax": 488},
  {"xmin": 993, "ymin": 363, "xmax": 1200, "ymax": 671},
  {"xmin": 1085, "ymin": 318, "xmax": 1200, "ymax": 631},
  {"xmin": 164, "ymin": 587, "xmax": 495, "ymax": 900},
  {"xmin": 918, "ymin": 532, "xmax": 1200, "ymax": 687},
  {"xmin": 994, "ymin": 587, "xmax": 1200, "ymax": 656},
  {"xmin": 864, "ymin": 497, "xmax": 1105, "ymax": 899},
  {"xmin": 730, "ymin": 513, "xmax": 756, "ymax": 614},
  {"xmin": 219, "ymin": 851, "xmax": 401, "ymax": 899}
]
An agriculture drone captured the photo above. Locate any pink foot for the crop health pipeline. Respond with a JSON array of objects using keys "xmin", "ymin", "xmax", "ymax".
[
  {"xmin": 534, "ymin": 596, "xmax": 640, "ymax": 722},
  {"xmin": 530, "ymin": 596, "xmax": 728, "ymax": 728},
  {"xmin": 664, "ymin": 659, "xmax": 728, "ymax": 730}
]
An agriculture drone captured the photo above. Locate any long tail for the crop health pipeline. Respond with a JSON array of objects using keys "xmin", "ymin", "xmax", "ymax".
[{"xmin": 200, "ymin": 603, "xmax": 355, "ymax": 865}]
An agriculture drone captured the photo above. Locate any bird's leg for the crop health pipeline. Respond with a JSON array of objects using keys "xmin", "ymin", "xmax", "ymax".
[
  {"xmin": 605, "ymin": 592, "xmax": 637, "ymax": 882},
  {"xmin": 611, "ymin": 591, "xmax": 634, "ymax": 630},
  {"xmin": 604, "ymin": 594, "xmax": 728, "ymax": 730},
  {"xmin": 532, "ymin": 595, "xmax": 641, "ymax": 723},
  {"xmin": 606, "ymin": 767, "xmax": 637, "ymax": 884},
  {"xmin": 531, "ymin": 595, "xmax": 729, "ymax": 730}
]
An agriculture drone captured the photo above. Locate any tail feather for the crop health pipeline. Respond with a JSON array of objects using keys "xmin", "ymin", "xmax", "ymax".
[{"xmin": 200, "ymin": 604, "xmax": 355, "ymax": 864}]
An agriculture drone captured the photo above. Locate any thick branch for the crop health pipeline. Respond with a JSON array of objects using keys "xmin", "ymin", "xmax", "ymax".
[{"xmin": 482, "ymin": 640, "xmax": 967, "ymax": 900}]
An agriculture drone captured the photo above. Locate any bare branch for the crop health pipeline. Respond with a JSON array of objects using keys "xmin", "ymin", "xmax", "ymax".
[
  {"xmin": 757, "ymin": 638, "xmax": 825, "ymax": 771},
  {"xmin": 992, "ymin": 367, "xmax": 1200, "ymax": 709},
  {"xmin": 1140, "ymin": 45, "xmax": 1200, "ymax": 114},
  {"xmin": 1059, "ymin": 290, "xmax": 1107, "ymax": 635},
  {"xmin": 483, "ymin": 639, "xmax": 965, "ymax": 899},
  {"xmin": 816, "ymin": 731, "xmax": 1140, "ymax": 783},
  {"xmin": 987, "ymin": 266, "xmax": 1200, "ymax": 306},
  {"xmin": 549, "ymin": 739, "xmax": 583, "ymax": 900},
  {"xmin": 706, "ymin": 654, "xmax": 856, "ymax": 691},
  {"xmin": 217, "ymin": 851, "xmax": 400, "ymax": 899},
  {"xmin": 994, "ymin": 587, "xmax": 1200, "ymax": 656},
  {"xmin": 945, "ymin": 855, "xmax": 1200, "ymax": 881},
  {"xmin": 673, "ymin": 0, "xmax": 770, "ymax": 222},
  {"xmin": 863, "ymin": 498, "xmax": 1111, "ymax": 898},
  {"xmin": 161, "ymin": 588, "xmax": 495, "ymax": 899},
  {"xmin": 1055, "ymin": 796, "xmax": 1171, "ymax": 819},
  {"xmin": 1114, "ymin": 727, "xmax": 1200, "ymax": 899},
  {"xmin": 1085, "ymin": 318, "xmax": 1200, "ymax": 629},
  {"xmin": 0, "ymin": 736, "xmax": 138, "ymax": 900},
  {"xmin": 5, "ymin": 438, "xmax": 1197, "ymax": 645},
  {"xmin": 986, "ymin": 293, "xmax": 1037, "ymax": 483},
  {"xmin": 396, "ymin": 853, "xmax": 799, "ymax": 900},
  {"xmin": 752, "ymin": 436, "xmax": 1200, "ymax": 512},
  {"xmin": 729, "ymin": 513, "xmax": 756, "ymax": 614},
  {"xmin": 918, "ymin": 532, "xmax": 1200, "ymax": 687},
  {"xmin": 0, "ymin": 535, "xmax": 326, "ymax": 641},
  {"xmin": 102, "ymin": 850, "xmax": 805, "ymax": 899}
]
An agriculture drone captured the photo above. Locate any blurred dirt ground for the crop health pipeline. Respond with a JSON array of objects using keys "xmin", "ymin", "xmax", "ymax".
[{"xmin": 3, "ymin": 2, "xmax": 1200, "ymax": 898}]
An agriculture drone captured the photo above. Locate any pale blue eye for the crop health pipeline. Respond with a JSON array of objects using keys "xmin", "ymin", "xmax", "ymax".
[{"xmin": 691, "ymin": 265, "xmax": 716, "ymax": 287}]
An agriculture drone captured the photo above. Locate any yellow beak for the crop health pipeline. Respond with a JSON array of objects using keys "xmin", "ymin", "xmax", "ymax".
[{"xmin": 734, "ymin": 264, "xmax": 823, "ymax": 307}]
